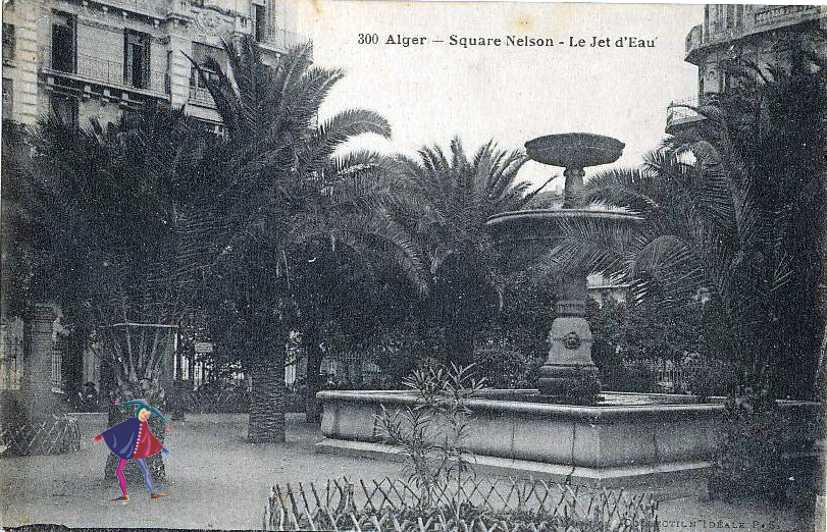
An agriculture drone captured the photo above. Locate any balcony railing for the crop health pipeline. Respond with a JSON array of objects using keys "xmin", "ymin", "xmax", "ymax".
[
  {"xmin": 665, "ymin": 95, "xmax": 719, "ymax": 134},
  {"xmin": 754, "ymin": 5, "xmax": 822, "ymax": 28},
  {"xmin": 39, "ymin": 47, "xmax": 168, "ymax": 96},
  {"xmin": 188, "ymin": 85, "xmax": 215, "ymax": 107},
  {"xmin": 258, "ymin": 28, "xmax": 307, "ymax": 53}
]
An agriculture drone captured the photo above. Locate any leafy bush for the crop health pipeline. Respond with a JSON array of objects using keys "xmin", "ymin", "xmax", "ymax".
[
  {"xmin": 561, "ymin": 368, "xmax": 601, "ymax": 405},
  {"xmin": 602, "ymin": 360, "xmax": 657, "ymax": 393},
  {"xmin": 473, "ymin": 346, "xmax": 542, "ymax": 388},
  {"xmin": 375, "ymin": 363, "xmax": 485, "ymax": 507},
  {"xmin": 684, "ymin": 359, "xmax": 738, "ymax": 401},
  {"xmin": 708, "ymin": 385, "xmax": 788, "ymax": 499}
]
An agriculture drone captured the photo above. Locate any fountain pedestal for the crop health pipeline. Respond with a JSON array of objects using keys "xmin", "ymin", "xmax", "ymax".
[{"xmin": 538, "ymin": 272, "xmax": 598, "ymax": 395}]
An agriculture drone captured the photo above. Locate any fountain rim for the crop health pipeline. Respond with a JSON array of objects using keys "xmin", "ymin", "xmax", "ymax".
[
  {"xmin": 316, "ymin": 389, "xmax": 820, "ymax": 422},
  {"xmin": 486, "ymin": 208, "xmax": 644, "ymax": 227}
]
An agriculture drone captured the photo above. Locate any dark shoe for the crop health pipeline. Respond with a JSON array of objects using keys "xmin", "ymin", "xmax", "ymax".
[
  {"xmin": 111, "ymin": 495, "xmax": 129, "ymax": 504},
  {"xmin": 150, "ymin": 492, "xmax": 168, "ymax": 500}
]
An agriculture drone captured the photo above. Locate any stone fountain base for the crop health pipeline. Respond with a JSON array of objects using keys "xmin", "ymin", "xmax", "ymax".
[{"xmin": 315, "ymin": 389, "xmax": 821, "ymax": 487}]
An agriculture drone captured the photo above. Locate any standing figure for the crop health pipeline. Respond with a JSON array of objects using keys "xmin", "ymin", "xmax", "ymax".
[{"xmin": 93, "ymin": 399, "xmax": 170, "ymax": 503}]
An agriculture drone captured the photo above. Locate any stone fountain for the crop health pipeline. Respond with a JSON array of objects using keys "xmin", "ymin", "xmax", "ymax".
[
  {"xmin": 486, "ymin": 133, "xmax": 631, "ymax": 397},
  {"xmin": 314, "ymin": 133, "xmax": 820, "ymax": 487}
]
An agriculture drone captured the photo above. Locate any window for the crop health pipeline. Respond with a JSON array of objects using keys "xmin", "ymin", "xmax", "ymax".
[
  {"xmin": 189, "ymin": 43, "xmax": 227, "ymax": 104},
  {"xmin": 254, "ymin": 3, "xmax": 266, "ymax": 42},
  {"xmin": 3, "ymin": 23, "xmax": 15, "ymax": 62},
  {"xmin": 2, "ymin": 79, "xmax": 13, "ymax": 119},
  {"xmin": 51, "ymin": 12, "xmax": 76, "ymax": 73},
  {"xmin": 51, "ymin": 95, "xmax": 78, "ymax": 130},
  {"xmin": 726, "ymin": 5, "xmax": 735, "ymax": 29},
  {"xmin": 123, "ymin": 30, "xmax": 150, "ymax": 89},
  {"xmin": 165, "ymin": 50, "xmax": 172, "ymax": 94}
]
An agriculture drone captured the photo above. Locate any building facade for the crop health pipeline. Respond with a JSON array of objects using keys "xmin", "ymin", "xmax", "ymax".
[
  {"xmin": 666, "ymin": 4, "xmax": 827, "ymax": 134},
  {"xmin": 2, "ymin": 0, "xmax": 302, "ymax": 131}
]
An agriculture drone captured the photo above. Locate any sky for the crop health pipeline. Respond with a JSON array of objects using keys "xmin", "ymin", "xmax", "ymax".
[{"xmin": 295, "ymin": 1, "xmax": 705, "ymax": 189}]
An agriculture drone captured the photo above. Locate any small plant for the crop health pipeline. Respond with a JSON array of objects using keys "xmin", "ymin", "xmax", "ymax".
[{"xmin": 375, "ymin": 363, "xmax": 485, "ymax": 510}]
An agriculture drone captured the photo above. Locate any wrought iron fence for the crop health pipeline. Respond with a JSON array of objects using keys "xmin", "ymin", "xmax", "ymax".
[
  {"xmin": 0, "ymin": 415, "xmax": 80, "ymax": 457},
  {"xmin": 0, "ymin": 318, "xmax": 23, "ymax": 391},
  {"xmin": 180, "ymin": 385, "xmax": 250, "ymax": 413},
  {"xmin": 39, "ymin": 47, "xmax": 168, "ymax": 95},
  {"xmin": 264, "ymin": 477, "xmax": 659, "ymax": 531}
]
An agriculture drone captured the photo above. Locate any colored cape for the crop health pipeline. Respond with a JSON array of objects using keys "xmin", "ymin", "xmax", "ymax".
[{"xmin": 99, "ymin": 417, "xmax": 165, "ymax": 459}]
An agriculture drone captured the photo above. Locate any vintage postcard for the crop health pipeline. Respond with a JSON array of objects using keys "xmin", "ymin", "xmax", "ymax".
[{"xmin": 1, "ymin": 0, "xmax": 825, "ymax": 531}]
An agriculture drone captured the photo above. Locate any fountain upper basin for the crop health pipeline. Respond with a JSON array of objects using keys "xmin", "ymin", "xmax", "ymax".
[{"xmin": 525, "ymin": 133, "xmax": 625, "ymax": 168}]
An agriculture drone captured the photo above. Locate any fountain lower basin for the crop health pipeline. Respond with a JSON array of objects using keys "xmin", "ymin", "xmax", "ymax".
[{"xmin": 316, "ymin": 389, "xmax": 821, "ymax": 487}]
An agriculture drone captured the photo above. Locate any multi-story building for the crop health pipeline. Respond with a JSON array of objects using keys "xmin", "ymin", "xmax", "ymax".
[
  {"xmin": 666, "ymin": 4, "xmax": 826, "ymax": 134},
  {"xmin": 2, "ymin": 0, "xmax": 302, "ymax": 132}
]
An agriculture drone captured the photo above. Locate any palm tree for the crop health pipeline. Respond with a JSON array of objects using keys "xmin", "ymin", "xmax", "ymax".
[
  {"xmin": 189, "ymin": 36, "xmax": 428, "ymax": 438},
  {"xmin": 383, "ymin": 137, "xmax": 550, "ymax": 365}
]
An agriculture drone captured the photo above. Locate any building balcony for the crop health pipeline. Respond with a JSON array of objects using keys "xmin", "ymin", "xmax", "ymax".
[
  {"xmin": 38, "ymin": 47, "xmax": 169, "ymax": 104},
  {"xmin": 685, "ymin": 5, "xmax": 825, "ymax": 64},
  {"xmin": 665, "ymin": 94, "xmax": 718, "ymax": 135},
  {"xmin": 256, "ymin": 28, "xmax": 307, "ymax": 56}
]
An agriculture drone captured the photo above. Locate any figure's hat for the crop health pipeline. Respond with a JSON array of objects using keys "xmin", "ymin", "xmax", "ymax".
[{"xmin": 118, "ymin": 399, "xmax": 166, "ymax": 422}]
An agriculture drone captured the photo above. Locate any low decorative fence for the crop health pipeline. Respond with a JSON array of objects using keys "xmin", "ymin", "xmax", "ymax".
[
  {"xmin": 0, "ymin": 415, "xmax": 80, "ymax": 457},
  {"xmin": 180, "ymin": 387, "xmax": 250, "ymax": 414},
  {"xmin": 263, "ymin": 477, "xmax": 659, "ymax": 531}
]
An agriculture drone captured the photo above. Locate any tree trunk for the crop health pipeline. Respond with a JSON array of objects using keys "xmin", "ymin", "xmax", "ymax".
[
  {"xmin": 247, "ymin": 355, "xmax": 286, "ymax": 443},
  {"xmin": 446, "ymin": 327, "xmax": 475, "ymax": 368},
  {"xmin": 303, "ymin": 326, "xmax": 324, "ymax": 424}
]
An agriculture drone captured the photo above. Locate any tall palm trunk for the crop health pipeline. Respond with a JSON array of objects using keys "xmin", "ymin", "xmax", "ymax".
[
  {"xmin": 248, "ymin": 354, "xmax": 287, "ymax": 443},
  {"xmin": 303, "ymin": 325, "xmax": 324, "ymax": 424}
]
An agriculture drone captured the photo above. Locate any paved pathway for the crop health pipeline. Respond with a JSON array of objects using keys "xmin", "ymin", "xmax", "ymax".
[{"xmin": 0, "ymin": 414, "xmax": 819, "ymax": 530}]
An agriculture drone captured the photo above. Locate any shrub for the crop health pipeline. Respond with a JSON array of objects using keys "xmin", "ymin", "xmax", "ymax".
[
  {"xmin": 473, "ymin": 346, "xmax": 541, "ymax": 389},
  {"xmin": 684, "ymin": 359, "xmax": 738, "ymax": 401},
  {"xmin": 603, "ymin": 360, "xmax": 657, "ymax": 393},
  {"xmin": 561, "ymin": 368, "xmax": 601, "ymax": 405},
  {"xmin": 708, "ymin": 385, "xmax": 788, "ymax": 500}
]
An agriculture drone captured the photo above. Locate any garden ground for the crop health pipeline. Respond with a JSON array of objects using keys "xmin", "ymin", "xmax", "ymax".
[{"xmin": 0, "ymin": 414, "xmax": 820, "ymax": 530}]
